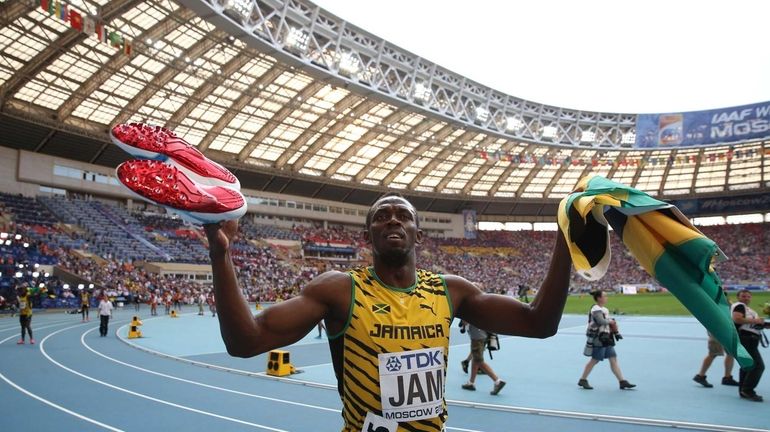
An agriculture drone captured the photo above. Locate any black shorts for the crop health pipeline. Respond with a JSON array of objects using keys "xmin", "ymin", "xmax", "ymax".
[{"xmin": 19, "ymin": 314, "xmax": 32, "ymax": 326}]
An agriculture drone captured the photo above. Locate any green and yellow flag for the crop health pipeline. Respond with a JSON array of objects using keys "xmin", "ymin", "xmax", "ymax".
[{"xmin": 558, "ymin": 175, "xmax": 753, "ymax": 368}]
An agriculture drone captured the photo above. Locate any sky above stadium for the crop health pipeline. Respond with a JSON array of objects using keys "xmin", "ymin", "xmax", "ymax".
[{"xmin": 312, "ymin": 0, "xmax": 770, "ymax": 114}]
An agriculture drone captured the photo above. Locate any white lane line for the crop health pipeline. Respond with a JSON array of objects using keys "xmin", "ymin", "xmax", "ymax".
[
  {"xmin": 446, "ymin": 399, "xmax": 768, "ymax": 432},
  {"xmin": 116, "ymin": 323, "xmax": 339, "ymax": 390},
  {"xmin": 39, "ymin": 325, "xmax": 289, "ymax": 432},
  {"xmin": 0, "ymin": 331, "xmax": 124, "ymax": 431},
  {"xmin": 0, "ymin": 316, "xmax": 75, "ymax": 333},
  {"xmin": 80, "ymin": 326, "xmax": 339, "ymax": 413}
]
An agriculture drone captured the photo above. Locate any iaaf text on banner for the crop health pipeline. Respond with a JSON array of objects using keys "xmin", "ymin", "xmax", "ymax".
[{"xmin": 635, "ymin": 100, "xmax": 770, "ymax": 148}]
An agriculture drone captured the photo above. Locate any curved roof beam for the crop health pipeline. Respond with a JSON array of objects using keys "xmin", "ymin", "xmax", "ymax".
[
  {"xmin": 436, "ymin": 135, "xmax": 497, "ymax": 192},
  {"xmin": 489, "ymin": 144, "xmax": 536, "ymax": 196},
  {"xmin": 164, "ymin": 52, "xmax": 254, "ymax": 130},
  {"xmin": 57, "ymin": 8, "xmax": 197, "ymax": 120},
  {"xmin": 543, "ymin": 150, "xmax": 582, "ymax": 197},
  {"xmin": 234, "ymin": 80, "xmax": 327, "ymax": 160},
  {"xmin": 460, "ymin": 139, "xmax": 519, "ymax": 194},
  {"xmin": 0, "ymin": 0, "xmax": 138, "ymax": 107},
  {"xmin": 196, "ymin": 65, "xmax": 285, "ymax": 153},
  {"xmin": 656, "ymin": 149, "xmax": 679, "ymax": 196},
  {"xmin": 323, "ymin": 110, "xmax": 410, "ymax": 176},
  {"xmin": 687, "ymin": 148, "xmax": 705, "ymax": 195},
  {"xmin": 403, "ymin": 129, "xmax": 479, "ymax": 189},
  {"xmin": 111, "ymin": 30, "xmax": 226, "ymax": 125},
  {"xmin": 0, "ymin": 0, "xmax": 36, "ymax": 24},
  {"xmin": 353, "ymin": 118, "xmax": 438, "ymax": 183},
  {"xmin": 290, "ymin": 99, "xmax": 380, "ymax": 170},
  {"xmin": 272, "ymin": 93, "xmax": 361, "ymax": 167}
]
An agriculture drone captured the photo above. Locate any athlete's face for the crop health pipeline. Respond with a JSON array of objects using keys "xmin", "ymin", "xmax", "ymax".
[{"xmin": 365, "ymin": 197, "xmax": 422, "ymax": 266}]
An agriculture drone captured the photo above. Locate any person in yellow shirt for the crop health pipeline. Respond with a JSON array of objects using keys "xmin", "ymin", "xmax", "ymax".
[
  {"xmin": 80, "ymin": 289, "xmax": 91, "ymax": 322},
  {"xmin": 203, "ymin": 193, "xmax": 573, "ymax": 431},
  {"xmin": 16, "ymin": 285, "xmax": 34, "ymax": 345}
]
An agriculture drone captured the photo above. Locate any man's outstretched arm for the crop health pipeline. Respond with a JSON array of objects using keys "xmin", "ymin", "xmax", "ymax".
[
  {"xmin": 451, "ymin": 232, "xmax": 572, "ymax": 338},
  {"xmin": 204, "ymin": 220, "xmax": 345, "ymax": 357}
]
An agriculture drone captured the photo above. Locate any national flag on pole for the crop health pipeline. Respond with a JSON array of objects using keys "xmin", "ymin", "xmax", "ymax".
[
  {"xmin": 96, "ymin": 23, "xmax": 107, "ymax": 43},
  {"xmin": 59, "ymin": 2, "xmax": 68, "ymax": 22},
  {"xmin": 83, "ymin": 16, "xmax": 95, "ymax": 35},
  {"xmin": 54, "ymin": 0, "xmax": 61, "ymax": 17},
  {"xmin": 69, "ymin": 9, "xmax": 83, "ymax": 31},
  {"xmin": 123, "ymin": 39, "xmax": 133, "ymax": 56},
  {"xmin": 558, "ymin": 174, "xmax": 753, "ymax": 369},
  {"xmin": 108, "ymin": 31, "xmax": 122, "ymax": 48},
  {"xmin": 40, "ymin": 0, "xmax": 50, "ymax": 13}
]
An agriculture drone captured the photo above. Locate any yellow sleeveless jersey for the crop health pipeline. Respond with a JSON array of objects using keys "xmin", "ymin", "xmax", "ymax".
[
  {"xmin": 337, "ymin": 267, "xmax": 453, "ymax": 432},
  {"xmin": 18, "ymin": 294, "xmax": 32, "ymax": 316}
]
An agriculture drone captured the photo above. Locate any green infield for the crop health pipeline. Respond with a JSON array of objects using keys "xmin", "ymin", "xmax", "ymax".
[{"xmin": 563, "ymin": 291, "xmax": 770, "ymax": 316}]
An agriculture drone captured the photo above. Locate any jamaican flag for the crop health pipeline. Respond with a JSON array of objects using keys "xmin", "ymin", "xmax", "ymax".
[{"xmin": 558, "ymin": 175, "xmax": 753, "ymax": 368}]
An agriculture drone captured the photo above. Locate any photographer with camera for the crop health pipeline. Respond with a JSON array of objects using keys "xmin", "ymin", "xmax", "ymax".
[
  {"xmin": 731, "ymin": 289, "xmax": 766, "ymax": 402},
  {"xmin": 578, "ymin": 290, "xmax": 635, "ymax": 390},
  {"xmin": 459, "ymin": 320, "xmax": 506, "ymax": 396}
]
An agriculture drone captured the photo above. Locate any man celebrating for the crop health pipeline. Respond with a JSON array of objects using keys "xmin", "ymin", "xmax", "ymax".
[{"xmin": 203, "ymin": 192, "xmax": 573, "ymax": 431}]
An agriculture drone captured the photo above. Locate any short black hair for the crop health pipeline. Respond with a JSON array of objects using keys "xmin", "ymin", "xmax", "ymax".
[
  {"xmin": 591, "ymin": 290, "xmax": 604, "ymax": 301},
  {"xmin": 365, "ymin": 192, "xmax": 418, "ymax": 229}
]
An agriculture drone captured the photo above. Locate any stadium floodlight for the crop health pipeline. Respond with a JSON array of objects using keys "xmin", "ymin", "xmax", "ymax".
[
  {"xmin": 224, "ymin": 0, "xmax": 253, "ymax": 23},
  {"xmin": 542, "ymin": 125, "xmax": 558, "ymax": 139},
  {"xmin": 32, "ymin": 272, "xmax": 39, "ymax": 278},
  {"xmin": 14, "ymin": 234, "xmax": 21, "ymax": 240},
  {"xmin": 284, "ymin": 27, "xmax": 310, "ymax": 54},
  {"xmin": 581, "ymin": 130, "xmax": 596, "ymax": 143},
  {"xmin": 4, "ymin": 240, "xmax": 10, "ymax": 245},
  {"xmin": 505, "ymin": 116, "xmax": 524, "ymax": 132},
  {"xmin": 622, "ymin": 132, "xmax": 636, "ymax": 144},
  {"xmin": 338, "ymin": 51, "xmax": 361, "ymax": 76},
  {"xmin": 89, "ymin": 283, "xmax": 94, "ymax": 289},
  {"xmin": 34, "ymin": 263, "xmax": 39, "ymax": 268},
  {"xmin": 38, "ymin": 283, "xmax": 45, "ymax": 288},
  {"xmin": 413, "ymin": 82, "xmax": 431, "ymax": 104},
  {"xmin": 475, "ymin": 107, "xmax": 490, "ymax": 123},
  {"xmin": 15, "ymin": 272, "xmax": 22, "ymax": 278},
  {"xmin": 23, "ymin": 242, "xmax": 29, "ymax": 248},
  {"xmin": 78, "ymin": 284, "xmax": 85, "ymax": 290},
  {"xmin": 0, "ymin": 232, "xmax": 7, "ymax": 239},
  {"xmin": 63, "ymin": 284, "xmax": 69, "ymax": 289},
  {"xmin": 44, "ymin": 273, "xmax": 50, "ymax": 278}
]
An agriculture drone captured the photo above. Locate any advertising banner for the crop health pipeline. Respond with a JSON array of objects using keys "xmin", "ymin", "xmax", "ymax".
[
  {"xmin": 635, "ymin": 101, "xmax": 770, "ymax": 148},
  {"xmin": 462, "ymin": 209, "xmax": 477, "ymax": 240}
]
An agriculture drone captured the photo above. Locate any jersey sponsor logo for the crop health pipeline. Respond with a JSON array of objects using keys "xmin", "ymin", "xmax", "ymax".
[
  {"xmin": 369, "ymin": 323, "xmax": 445, "ymax": 339},
  {"xmin": 372, "ymin": 303, "xmax": 391, "ymax": 314},
  {"xmin": 378, "ymin": 347, "xmax": 445, "ymax": 422}
]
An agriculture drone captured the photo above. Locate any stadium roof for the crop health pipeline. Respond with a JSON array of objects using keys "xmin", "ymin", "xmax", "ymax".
[{"xmin": 0, "ymin": 0, "xmax": 768, "ymax": 219}]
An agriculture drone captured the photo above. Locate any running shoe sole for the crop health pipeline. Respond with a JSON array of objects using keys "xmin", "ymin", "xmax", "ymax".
[
  {"xmin": 111, "ymin": 123, "xmax": 240, "ymax": 190},
  {"xmin": 116, "ymin": 159, "xmax": 247, "ymax": 225}
]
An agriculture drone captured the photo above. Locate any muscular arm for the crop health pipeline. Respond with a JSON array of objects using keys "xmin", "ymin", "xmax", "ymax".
[
  {"xmin": 205, "ymin": 221, "xmax": 349, "ymax": 357},
  {"xmin": 451, "ymin": 232, "xmax": 572, "ymax": 338}
]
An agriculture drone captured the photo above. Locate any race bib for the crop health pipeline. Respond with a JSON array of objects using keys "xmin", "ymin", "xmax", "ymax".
[
  {"xmin": 361, "ymin": 412, "xmax": 398, "ymax": 432},
  {"xmin": 378, "ymin": 347, "xmax": 444, "ymax": 422},
  {"xmin": 19, "ymin": 301, "xmax": 27, "ymax": 310}
]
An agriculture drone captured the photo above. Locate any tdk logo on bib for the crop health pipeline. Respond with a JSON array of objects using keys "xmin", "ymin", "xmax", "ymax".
[
  {"xmin": 378, "ymin": 347, "xmax": 445, "ymax": 422},
  {"xmin": 385, "ymin": 356, "xmax": 402, "ymax": 372}
]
